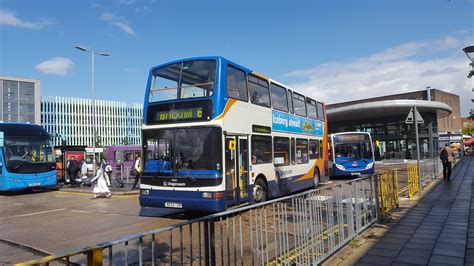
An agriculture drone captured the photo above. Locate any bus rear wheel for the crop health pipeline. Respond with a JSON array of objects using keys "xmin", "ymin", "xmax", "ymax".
[
  {"xmin": 253, "ymin": 178, "xmax": 268, "ymax": 203},
  {"xmin": 313, "ymin": 169, "xmax": 320, "ymax": 188}
]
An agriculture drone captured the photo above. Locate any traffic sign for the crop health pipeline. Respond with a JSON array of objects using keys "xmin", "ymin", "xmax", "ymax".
[{"xmin": 405, "ymin": 106, "xmax": 424, "ymax": 124}]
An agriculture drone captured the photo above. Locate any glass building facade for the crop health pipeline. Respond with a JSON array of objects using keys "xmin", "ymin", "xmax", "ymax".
[
  {"xmin": 329, "ymin": 112, "xmax": 438, "ymax": 160},
  {"xmin": 42, "ymin": 96, "xmax": 143, "ymax": 146},
  {"xmin": 0, "ymin": 76, "xmax": 41, "ymax": 124}
]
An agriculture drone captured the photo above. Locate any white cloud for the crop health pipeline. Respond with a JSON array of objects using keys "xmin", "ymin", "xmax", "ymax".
[
  {"xmin": 101, "ymin": 12, "xmax": 135, "ymax": 35},
  {"xmin": 0, "ymin": 9, "xmax": 52, "ymax": 29},
  {"xmin": 120, "ymin": 0, "xmax": 136, "ymax": 5},
  {"xmin": 286, "ymin": 35, "xmax": 473, "ymax": 116},
  {"xmin": 36, "ymin": 57, "xmax": 73, "ymax": 76}
]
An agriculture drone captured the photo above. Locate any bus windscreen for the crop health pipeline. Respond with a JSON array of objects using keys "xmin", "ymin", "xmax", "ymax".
[{"xmin": 149, "ymin": 60, "xmax": 216, "ymax": 102}]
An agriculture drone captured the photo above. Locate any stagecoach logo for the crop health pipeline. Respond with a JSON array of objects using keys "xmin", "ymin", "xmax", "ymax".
[{"xmin": 162, "ymin": 180, "xmax": 186, "ymax": 187}]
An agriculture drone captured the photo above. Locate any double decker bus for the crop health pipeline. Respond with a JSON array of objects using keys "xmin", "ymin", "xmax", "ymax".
[
  {"xmin": 0, "ymin": 123, "xmax": 57, "ymax": 191},
  {"xmin": 139, "ymin": 57, "xmax": 328, "ymax": 212},
  {"xmin": 329, "ymin": 132, "xmax": 375, "ymax": 177}
]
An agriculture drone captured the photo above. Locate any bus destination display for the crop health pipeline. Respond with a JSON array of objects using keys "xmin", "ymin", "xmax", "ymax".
[{"xmin": 154, "ymin": 107, "xmax": 203, "ymax": 122}]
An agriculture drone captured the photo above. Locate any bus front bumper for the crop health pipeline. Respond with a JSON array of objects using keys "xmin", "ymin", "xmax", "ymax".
[{"xmin": 139, "ymin": 189, "xmax": 226, "ymax": 213}]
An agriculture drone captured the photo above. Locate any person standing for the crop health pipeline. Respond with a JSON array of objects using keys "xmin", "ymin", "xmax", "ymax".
[
  {"xmin": 101, "ymin": 158, "xmax": 111, "ymax": 187},
  {"xmin": 90, "ymin": 162, "xmax": 111, "ymax": 199},
  {"xmin": 131, "ymin": 154, "xmax": 141, "ymax": 190},
  {"xmin": 66, "ymin": 156, "xmax": 81, "ymax": 187},
  {"xmin": 440, "ymin": 144, "xmax": 454, "ymax": 181},
  {"xmin": 80, "ymin": 159, "xmax": 88, "ymax": 183}
]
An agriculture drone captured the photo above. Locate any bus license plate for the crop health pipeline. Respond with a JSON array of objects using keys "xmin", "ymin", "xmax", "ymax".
[
  {"xmin": 351, "ymin": 172, "xmax": 360, "ymax": 176},
  {"xmin": 29, "ymin": 183, "xmax": 40, "ymax": 187},
  {"xmin": 165, "ymin": 202, "xmax": 183, "ymax": 208}
]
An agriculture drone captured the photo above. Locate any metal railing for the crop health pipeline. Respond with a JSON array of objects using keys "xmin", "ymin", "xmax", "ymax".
[
  {"xmin": 18, "ymin": 176, "xmax": 378, "ymax": 266},
  {"xmin": 377, "ymin": 169, "xmax": 399, "ymax": 218},
  {"xmin": 406, "ymin": 164, "xmax": 420, "ymax": 198}
]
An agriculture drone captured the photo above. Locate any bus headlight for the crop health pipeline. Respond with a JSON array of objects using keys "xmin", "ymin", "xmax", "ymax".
[
  {"xmin": 336, "ymin": 164, "xmax": 345, "ymax": 171},
  {"xmin": 365, "ymin": 162, "xmax": 374, "ymax": 169},
  {"xmin": 202, "ymin": 192, "xmax": 212, "ymax": 198},
  {"xmin": 141, "ymin": 189, "xmax": 150, "ymax": 195}
]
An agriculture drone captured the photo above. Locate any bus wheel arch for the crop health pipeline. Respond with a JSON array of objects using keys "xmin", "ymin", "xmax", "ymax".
[
  {"xmin": 253, "ymin": 175, "xmax": 268, "ymax": 203},
  {"xmin": 313, "ymin": 167, "xmax": 320, "ymax": 188}
]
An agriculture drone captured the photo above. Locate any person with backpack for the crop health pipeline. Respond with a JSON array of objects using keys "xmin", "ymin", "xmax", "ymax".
[
  {"xmin": 66, "ymin": 156, "xmax": 81, "ymax": 187},
  {"xmin": 440, "ymin": 144, "xmax": 454, "ymax": 181}
]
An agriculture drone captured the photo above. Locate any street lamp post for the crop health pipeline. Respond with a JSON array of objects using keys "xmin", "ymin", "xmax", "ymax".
[
  {"xmin": 462, "ymin": 46, "xmax": 474, "ymax": 106},
  {"xmin": 75, "ymin": 46, "xmax": 109, "ymax": 174}
]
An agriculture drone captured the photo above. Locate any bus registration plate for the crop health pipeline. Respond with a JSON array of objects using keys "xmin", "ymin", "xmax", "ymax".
[
  {"xmin": 165, "ymin": 202, "xmax": 183, "ymax": 208},
  {"xmin": 351, "ymin": 172, "xmax": 360, "ymax": 176},
  {"xmin": 29, "ymin": 183, "xmax": 41, "ymax": 187}
]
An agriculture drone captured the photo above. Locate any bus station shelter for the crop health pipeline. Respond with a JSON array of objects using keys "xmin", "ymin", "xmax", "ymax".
[{"xmin": 327, "ymin": 99, "xmax": 452, "ymax": 160}]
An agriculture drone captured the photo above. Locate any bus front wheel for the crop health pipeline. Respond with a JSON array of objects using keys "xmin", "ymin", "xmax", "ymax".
[
  {"xmin": 253, "ymin": 178, "xmax": 268, "ymax": 203},
  {"xmin": 313, "ymin": 169, "xmax": 320, "ymax": 188}
]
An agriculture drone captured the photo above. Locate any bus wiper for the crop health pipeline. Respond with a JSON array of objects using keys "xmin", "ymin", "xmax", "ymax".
[
  {"xmin": 180, "ymin": 164, "xmax": 196, "ymax": 182},
  {"xmin": 13, "ymin": 160, "xmax": 28, "ymax": 170}
]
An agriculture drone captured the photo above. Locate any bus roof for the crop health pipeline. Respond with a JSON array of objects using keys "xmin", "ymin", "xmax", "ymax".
[
  {"xmin": 149, "ymin": 56, "xmax": 325, "ymax": 104},
  {"xmin": 0, "ymin": 123, "xmax": 50, "ymax": 137}
]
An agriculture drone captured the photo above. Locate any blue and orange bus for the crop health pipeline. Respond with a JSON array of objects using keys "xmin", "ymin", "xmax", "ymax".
[
  {"xmin": 139, "ymin": 57, "xmax": 328, "ymax": 212},
  {"xmin": 329, "ymin": 132, "xmax": 375, "ymax": 177},
  {"xmin": 0, "ymin": 123, "xmax": 57, "ymax": 191}
]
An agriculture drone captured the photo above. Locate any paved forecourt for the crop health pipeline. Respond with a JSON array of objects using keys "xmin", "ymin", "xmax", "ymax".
[{"xmin": 357, "ymin": 156, "xmax": 474, "ymax": 265}]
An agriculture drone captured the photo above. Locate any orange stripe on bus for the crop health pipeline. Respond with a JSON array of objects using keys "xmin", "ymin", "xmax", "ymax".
[
  {"xmin": 214, "ymin": 98, "xmax": 237, "ymax": 120},
  {"xmin": 251, "ymin": 72, "xmax": 269, "ymax": 80}
]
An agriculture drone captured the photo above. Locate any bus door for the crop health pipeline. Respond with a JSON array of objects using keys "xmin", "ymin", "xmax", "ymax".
[{"xmin": 225, "ymin": 136, "xmax": 249, "ymax": 206}]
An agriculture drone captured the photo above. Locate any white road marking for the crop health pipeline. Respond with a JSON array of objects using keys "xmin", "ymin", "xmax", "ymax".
[
  {"xmin": 0, "ymin": 201, "xmax": 25, "ymax": 206},
  {"xmin": 1, "ymin": 208, "xmax": 65, "ymax": 219}
]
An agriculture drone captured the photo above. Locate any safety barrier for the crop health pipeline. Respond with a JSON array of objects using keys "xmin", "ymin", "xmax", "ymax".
[
  {"xmin": 377, "ymin": 169, "xmax": 399, "ymax": 218},
  {"xmin": 407, "ymin": 164, "xmax": 420, "ymax": 198},
  {"xmin": 17, "ymin": 176, "xmax": 378, "ymax": 266}
]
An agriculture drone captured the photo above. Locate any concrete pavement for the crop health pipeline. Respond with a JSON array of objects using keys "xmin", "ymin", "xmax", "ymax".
[{"xmin": 343, "ymin": 157, "xmax": 474, "ymax": 265}]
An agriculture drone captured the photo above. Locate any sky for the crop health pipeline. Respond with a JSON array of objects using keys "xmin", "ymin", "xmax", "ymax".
[{"xmin": 0, "ymin": 0, "xmax": 473, "ymax": 116}]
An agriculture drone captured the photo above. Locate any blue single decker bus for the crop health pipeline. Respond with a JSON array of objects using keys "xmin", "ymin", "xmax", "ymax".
[
  {"xmin": 329, "ymin": 132, "xmax": 375, "ymax": 177},
  {"xmin": 0, "ymin": 123, "xmax": 57, "ymax": 191},
  {"xmin": 139, "ymin": 57, "xmax": 329, "ymax": 212}
]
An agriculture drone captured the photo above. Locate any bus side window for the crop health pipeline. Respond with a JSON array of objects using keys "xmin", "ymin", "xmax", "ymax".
[
  {"xmin": 319, "ymin": 140, "xmax": 323, "ymax": 159},
  {"xmin": 296, "ymin": 139, "xmax": 309, "ymax": 164},
  {"xmin": 248, "ymin": 75, "xmax": 271, "ymax": 108},
  {"xmin": 226, "ymin": 65, "xmax": 248, "ymax": 102},
  {"xmin": 309, "ymin": 140, "xmax": 319, "ymax": 159},
  {"xmin": 251, "ymin": 135, "xmax": 272, "ymax": 164},
  {"xmin": 287, "ymin": 90, "xmax": 293, "ymax": 114},
  {"xmin": 273, "ymin": 137, "xmax": 290, "ymax": 166},
  {"xmin": 291, "ymin": 138, "xmax": 295, "ymax": 165}
]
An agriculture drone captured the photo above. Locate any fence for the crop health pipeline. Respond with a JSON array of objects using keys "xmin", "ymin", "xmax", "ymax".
[
  {"xmin": 376, "ymin": 170, "xmax": 399, "ymax": 218},
  {"xmin": 18, "ymin": 176, "xmax": 378, "ymax": 266},
  {"xmin": 406, "ymin": 164, "xmax": 420, "ymax": 198}
]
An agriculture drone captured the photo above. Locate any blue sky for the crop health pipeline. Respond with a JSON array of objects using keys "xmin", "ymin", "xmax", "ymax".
[{"xmin": 0, "ymin": 0, "xmax": 473, "ymax": 115}]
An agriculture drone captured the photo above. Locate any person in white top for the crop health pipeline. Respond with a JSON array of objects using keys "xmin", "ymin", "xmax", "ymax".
[
  {"xmin": 131, "ymin": 154, "xmax": 141, "ymax": 190},
  {"xmin": 90, "ymin": 162, "xmax": 111, "ymax": 199}
]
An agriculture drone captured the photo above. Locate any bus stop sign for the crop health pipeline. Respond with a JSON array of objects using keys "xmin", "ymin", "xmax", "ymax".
[{"xmin": 405, "ymin": 107, "xmax": 424, "ymax": 124}]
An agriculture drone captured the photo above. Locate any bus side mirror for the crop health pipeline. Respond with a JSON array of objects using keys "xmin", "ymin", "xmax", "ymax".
[{"xmin": 0, "ymin": 132, "xmax": 4, "ymax": 147}]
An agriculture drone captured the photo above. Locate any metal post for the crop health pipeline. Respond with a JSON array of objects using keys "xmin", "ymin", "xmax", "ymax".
[
  {"xmin": 427, "ymin": 86, "xmax": 435, "ymax": 178},
  {"xmin": 92, "ymin": 52, "xmax": 96, "ymax": 175},
  {"xmin": 414, "ymin": 106, "xmax": 422, "ymax": 195}
]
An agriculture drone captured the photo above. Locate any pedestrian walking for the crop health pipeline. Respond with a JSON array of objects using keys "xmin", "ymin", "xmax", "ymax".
[
  {"xmin": 131, "ymin": 154, "xmax": 141, "ymax": 190},
  {"xmin": 440, "ymin": 143, "xmax": 454, "ymax": 181},
  {"xmin": 90, "ymin": 162, "xmax": 111, "ymax": 199}
]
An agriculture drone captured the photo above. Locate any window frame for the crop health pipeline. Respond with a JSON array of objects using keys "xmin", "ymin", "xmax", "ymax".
[
  {"xmin": 226, "ymin": 65, "xmax": 248, "ymax": 102},
  {"xmin": 291, "ymin": 138, "xmax": 295, "ymax": 165},
  {"xmin": 248, "ymin": 75, "xmax": 271, "ymax": 108},
  {"xmin": 270, "ymin": 83, "xmax": 289, "ymax": 112},
  {"xmin": 251, "ymin": 135, "xmax": 273, "ymax": 165},
  {"xmin": 273, "ymin": 136, "xmax": 290, "ymax": 166}
]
